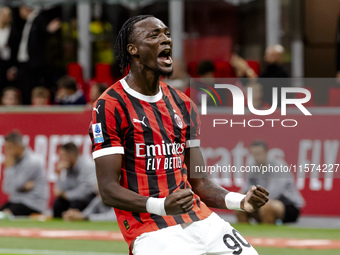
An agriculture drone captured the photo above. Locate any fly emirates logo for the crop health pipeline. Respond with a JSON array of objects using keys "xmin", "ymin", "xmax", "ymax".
[{"xmin": 135, "ymin": 141, "xmax": 185, "ymax": 171}]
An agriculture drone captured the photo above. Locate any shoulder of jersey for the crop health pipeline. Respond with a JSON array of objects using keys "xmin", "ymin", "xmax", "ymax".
[
  {"xmin": 95, "ymin": 80, "xmax": 125, "ymax": 103},
  {"xmin": 160, "ymin": 80, "xmax": 192, "ymax": 103}
]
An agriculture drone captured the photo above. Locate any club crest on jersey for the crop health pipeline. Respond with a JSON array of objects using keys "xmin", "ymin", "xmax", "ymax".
[
  {"xmin": 174, "ymin": 113, "xmax": 183, "ymax": 128},
  {"xmin": 92, "ymin": 123, "xmax": 104, "ymax": 143}
]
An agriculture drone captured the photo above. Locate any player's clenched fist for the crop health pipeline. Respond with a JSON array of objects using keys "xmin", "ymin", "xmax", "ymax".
[
  {"xmin": 241, "ymin": 185, "xmax": 269, "ymax": 213},
  {"xmin": 165, "ymin": 188, "xmax": 195, "ymax": 215}
]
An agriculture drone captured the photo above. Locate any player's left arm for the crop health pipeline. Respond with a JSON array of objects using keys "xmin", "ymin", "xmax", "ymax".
[{"xmin": 185, "ymin": 147, "xmax": 269, "ymax": 212}]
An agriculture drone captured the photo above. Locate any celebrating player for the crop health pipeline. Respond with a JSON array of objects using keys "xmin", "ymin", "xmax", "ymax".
[{"xmin": 89, "ymin": 15, "xmax": 269, "ymax": 255}]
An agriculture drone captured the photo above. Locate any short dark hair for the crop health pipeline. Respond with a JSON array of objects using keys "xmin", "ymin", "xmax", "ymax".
[
  {"xmin": 197, "ymin": 60, "xmax": 215, "ymax": 76},
  {"xmin": 57, "ymin": 76, "xmax": 77, "ymax": 91},
  {"xmin": 115, "ymin": 15, "xmax": 154, "ymax": 74},
  {"xmin": 250, "ymin": 140, "xmax": 268, "ymax": 151},
  {"xmin": 5, "ymin": 131, "xmax": 23, "ymax": 146},
  {"xmin": 59, "ymin": 142, "xmax": 79, "ymax": 155}
]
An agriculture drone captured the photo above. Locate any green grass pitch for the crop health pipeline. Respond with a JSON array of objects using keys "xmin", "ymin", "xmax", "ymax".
[{"xmin": 0, "ymin": 219, "xmax": 339, "ymax": 255}]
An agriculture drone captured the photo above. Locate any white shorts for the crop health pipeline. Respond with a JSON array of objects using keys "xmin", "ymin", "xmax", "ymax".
[{"xmin": 132, "ymin": 212, "xmax": 258, "ymax": 255}]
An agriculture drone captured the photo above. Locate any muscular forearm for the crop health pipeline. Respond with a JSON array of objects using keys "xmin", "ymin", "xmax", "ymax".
[
  {"xmin": 191, "ymin": 178, "xmax": 228, "ymax": 209},
  {"xmin": 95, "ymin": 155, "xmax": 149, "ymax": 213},
  {"xmin": 99, "ymin": 182, "xmax": 148, "ymax": 213},
  {"xmin": 185, "ymin": 147, "xmax": 229, "ymax": 209},
  {"xmin": 185, "ymin": 147, "xmax": 269, "ymax": 212}
]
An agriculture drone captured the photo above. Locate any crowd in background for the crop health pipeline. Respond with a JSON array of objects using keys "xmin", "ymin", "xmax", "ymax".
[
  {"xmin": 2, "ymin": 0, "xmax": 340, "ymax": 109},
  {"xmin": 2, "ymin": 4, "xmax": 340, "ymax": 109},
  {"xmin": 0, "ymin": 4, "xmax": 110, "ymax": 107}
]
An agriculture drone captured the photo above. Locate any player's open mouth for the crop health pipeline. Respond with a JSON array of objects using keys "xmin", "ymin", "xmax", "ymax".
[{"xmin": 158, "ymin": 49, "xmax": 173, "ymax": 65}]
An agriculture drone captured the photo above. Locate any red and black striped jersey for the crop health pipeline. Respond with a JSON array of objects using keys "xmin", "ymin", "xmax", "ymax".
[{"xmin": 89, "ymin": 78, "xmax": 212, "ymax": 247}]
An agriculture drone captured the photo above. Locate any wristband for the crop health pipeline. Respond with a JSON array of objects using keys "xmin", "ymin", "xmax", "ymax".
[
  {"xmin": 225, "ymin": 192, "xmax": 246, "ymax": 211},
  {"xmin": 146, "ymin": 197, "xmax": 167, "ymax": 216}
]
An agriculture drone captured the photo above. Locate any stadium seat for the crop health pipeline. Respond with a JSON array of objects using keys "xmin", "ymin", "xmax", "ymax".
[
  {"xmin": 92, "ymin": 63, "xmax": 114, "ymax": 86},
  {"xmin": 328, "ymin": 87, "xmax": 340, "ymax": 106},
  {"xmin": 187, "ymin": 60, "xmax": 259, "ymax": 79},
  {"xmin": 214, "ymin": 60, "xmax": 235, "ymax": 78},
  {"xmin": 247, "ymin": 60, "xmax": 260, "ymax": 76},
  {"xmin": 187, "ymin": 61, "xmax": 199, "ymax": 78},
  {"xmin": 66, "ymin": 63, "xmax": 85, "ymax": 90}
]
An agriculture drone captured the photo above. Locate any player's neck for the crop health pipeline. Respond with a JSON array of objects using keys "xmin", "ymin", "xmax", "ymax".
[{"xmin": 125, "ymin": 67, "xmax": 160, "ymax": 96}]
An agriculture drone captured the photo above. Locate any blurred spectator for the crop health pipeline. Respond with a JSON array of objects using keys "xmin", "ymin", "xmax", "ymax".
[
  {"xmin": 230, "ymin": 53, "xmax": 258, "ymax": 78},
  {"xmin": 31, "ymin": 86, "xmax": 50, "ymax": 106},
  {"xmin": 260, "ymin": 45, "xmax": 289, "ymax": 105},
  {"xmin": 260, "ymin": 45, "xmax": 289, "ymax": 78},
  {"xmin": 87, "ymin": 83, "xmax": 107, "ymax": 108},
  {"xmin": 246, "ymin": 82, "xmax": 270, "ymax": 109},
  {"xmin": 1, "ymin": 86, "xmax": 21, "ymax": 106},
  {"xmin": 0, "ymin": 131, "xmax": 48, "ymax": 216},
  {"xmin": 7, "ymin": 4, "xmax": 61, "ymax": 105},
  {"xmin": 53, "ymin": 142, "xmax": 97, "ymax": 218},
  {"xmin": 197, "ymin": 60, "xmax": 215, "ymax": 79},
  {"xmin": 55, "ymin": 76, "xmax": 86, "ymax": 105},
  {"xmin": 235, "ymin": 141, "xmax": 305, "ymax": 224},
  {"xmin": 62, "ymin": 195, "xmax": 116, "ymax": 222},
  {"xmin": 163, "ymin": 58, "xmax": 190, "ymax": 92},
  {"xmin": 0, "ymin": 7, "xmax": 15, "ymax": 87}
]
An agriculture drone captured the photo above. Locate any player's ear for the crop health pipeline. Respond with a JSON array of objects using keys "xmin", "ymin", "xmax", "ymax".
[{"xmin": 127, "ymin": 44, "xmax": 138, "ymax": 57}]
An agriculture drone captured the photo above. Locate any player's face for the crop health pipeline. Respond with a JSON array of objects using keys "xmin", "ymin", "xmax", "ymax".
[
  {"xmin": 250, "ymin": 145, "xmax": 267, "ymax": 165},
  {"xmin": 130, "ymin": 17, "xmax": 173, "ymax": 77}
]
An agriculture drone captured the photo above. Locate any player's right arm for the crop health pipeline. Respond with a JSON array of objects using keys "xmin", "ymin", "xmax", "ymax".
[
  {"xmin": 91, "ymin": 98, "xmax": 194, "ymax": 215},
  {"xmin": 95, "ymin": 154, "xmax": 194, "ymax": 214}
]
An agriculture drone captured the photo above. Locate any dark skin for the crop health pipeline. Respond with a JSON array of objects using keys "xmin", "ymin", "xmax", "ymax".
[
  {"xmin": 95, "ymin": 17, "xmax": 269, "ymax": 215},
  {"xmin": 186, "ymin": 147, "xmax": 269, "ymax": 212},
  {"xmin": 125, "ymin": 17, "xmax": 173, "ymax": 96}
]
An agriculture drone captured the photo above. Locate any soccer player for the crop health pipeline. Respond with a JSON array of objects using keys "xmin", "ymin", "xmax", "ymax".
[{"xmin": 89, "ymin": 15, "xmax": 269, "ymax": 255}]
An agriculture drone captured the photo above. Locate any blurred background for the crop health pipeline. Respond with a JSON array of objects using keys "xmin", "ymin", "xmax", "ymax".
[
  {"xmin": 1, "ymin": 0, "xmax": 340, "ymax": 104},
  {"xmin": 0, "ymin": 1, "xmax": 340, "ymax": 254}
]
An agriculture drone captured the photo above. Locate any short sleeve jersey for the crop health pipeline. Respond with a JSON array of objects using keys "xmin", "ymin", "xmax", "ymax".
[{"xmin": 89, "ymin": 78, "xmax": 212, "ymax": 247}]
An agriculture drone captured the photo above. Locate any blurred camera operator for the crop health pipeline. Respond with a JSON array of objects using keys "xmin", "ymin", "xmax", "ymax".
[
  {"xmin": 0, "ymin": 131, "xmax": 48, "ymax": 216},
  {"xmin": 53, "ymin": 142, "xmax": 97, "ymax": 218},
  {"xmin": 235, "ymin": 140, "xmax": 305, "ymax": 224}
]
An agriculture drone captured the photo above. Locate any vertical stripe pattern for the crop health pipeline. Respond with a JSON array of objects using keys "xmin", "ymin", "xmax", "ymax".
[{"xmin": 89, "ymin": 80, "xmax": 212, "ymax": 247}]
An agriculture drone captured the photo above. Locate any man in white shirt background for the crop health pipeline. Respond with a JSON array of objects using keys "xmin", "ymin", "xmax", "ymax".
[
  {"xmin": 0, "ymin": 7, "xmax": 15, "ymax": 87},
  {"xmin": 6, "ymin": 4, "xmax": 60, "ymax": 105}
]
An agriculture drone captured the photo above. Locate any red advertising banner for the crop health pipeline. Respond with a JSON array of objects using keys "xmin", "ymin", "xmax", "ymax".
[
  {"xmin": 0, "ymin": 108, "xmax": 93, "ymax": 208},
  {"xmin": 0, "ymin": 108, "xmax": 339, "ymax": 216}
]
